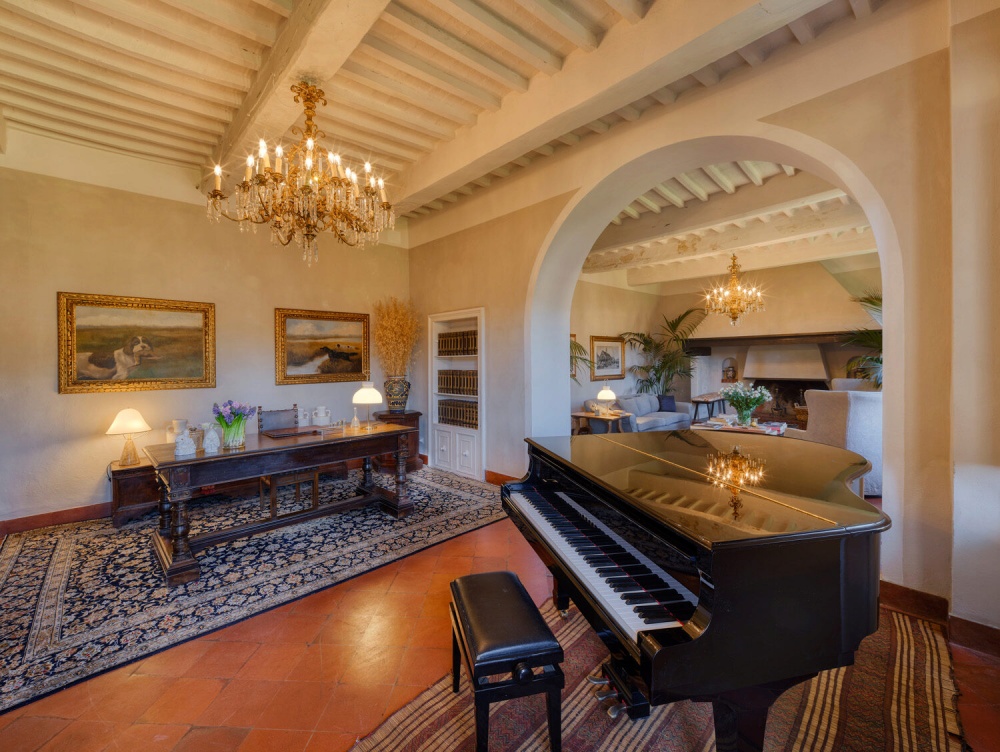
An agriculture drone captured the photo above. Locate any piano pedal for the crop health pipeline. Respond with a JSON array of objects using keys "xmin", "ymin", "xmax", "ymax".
[
  {"xmin": 607, "ymin": 701, "xmax": 628, "ymax": 719},
  {"xmin": 595, "ymin": 688, "xmax": 619, "ymax": 702},
  {"xmin": 559, "ymin": 609, "xmax": 569, "ymax": 618},
  {"xmin": 586, "ymin": 674, "xmax": 610, "ymax": 687}
]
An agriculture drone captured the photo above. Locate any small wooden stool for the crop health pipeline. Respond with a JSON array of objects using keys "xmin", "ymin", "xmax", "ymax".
[{"xmin": 450, "ymin": 571, "xmax": 565, "ymax": 752}]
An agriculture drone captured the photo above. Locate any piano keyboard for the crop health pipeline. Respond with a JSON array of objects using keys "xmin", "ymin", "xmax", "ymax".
[{"xmin": 508, "ymin": 488, "xmax": 698, "ymax": 641}]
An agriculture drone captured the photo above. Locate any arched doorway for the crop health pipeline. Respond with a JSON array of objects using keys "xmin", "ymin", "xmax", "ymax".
[{"xmin": 523, "ymin": 131, "xmax": 905, "ymax": 582}]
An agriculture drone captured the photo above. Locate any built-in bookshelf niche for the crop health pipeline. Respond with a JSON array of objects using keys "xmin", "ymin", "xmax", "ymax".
[{"xmin": 428, "ymin": 308, "xmax": 484, "ymax": 480}]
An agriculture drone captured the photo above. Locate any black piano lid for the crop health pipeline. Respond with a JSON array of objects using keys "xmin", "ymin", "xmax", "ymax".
[{"xmin": 526, "ymin": 432, "xmax": 890, "ymax": 549}]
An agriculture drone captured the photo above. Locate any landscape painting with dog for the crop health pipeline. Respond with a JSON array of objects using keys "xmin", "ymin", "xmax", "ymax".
[
  {"xmin": 275, "ymin": 308, "xmax": 369, "ymax": 385},
  {"xmin": 58, "ymin": 292, "xmax": 216, "ymax": 393}
]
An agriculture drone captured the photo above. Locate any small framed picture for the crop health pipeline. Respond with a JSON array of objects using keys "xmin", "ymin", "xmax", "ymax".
[
  {"xmin": 275, "ymin": 308, "xmax": 369, "ymax": 385},
  {"xmin": 58, "ymin": 292, "xmax": 215, "ymax": 394},
  {"xmin": 590, "ymin": 335, "xmax": 625, "ymax": 381}
]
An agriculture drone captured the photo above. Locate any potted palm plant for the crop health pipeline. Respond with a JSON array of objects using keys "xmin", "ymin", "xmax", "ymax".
[
  {"xmin": 844, "ymin": 289, "xmax": 883, "ymax": 388},
  {"xmin": 372, "ymin": 296, "xmax": 422, "ymax": 412},
  {"xmin": 621, "ymin": 308, "xmax": 706, "ymax": 394}
]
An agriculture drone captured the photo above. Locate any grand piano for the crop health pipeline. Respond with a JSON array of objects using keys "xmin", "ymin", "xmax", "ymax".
[{"xmin": 502, "ymin": 430, "xmax": 890, "ymax": 751}]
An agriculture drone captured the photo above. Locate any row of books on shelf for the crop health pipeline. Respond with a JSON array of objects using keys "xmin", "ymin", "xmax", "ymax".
[
  {"xmin": 438, "ymin": 369, "xmax": 478, "ymax": 396},
  {"xmin": 437, "ymin": 329, "xmax": 478, "ymax": 356},
  {"xmin": 438, "ymin": 399, "xmax": 479, "ymax": 429}
]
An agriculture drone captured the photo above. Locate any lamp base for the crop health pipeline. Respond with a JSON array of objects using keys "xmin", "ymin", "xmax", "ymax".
[{"xmin": 119, "ymin": 435, "xmax": 140, "ymax": 466}]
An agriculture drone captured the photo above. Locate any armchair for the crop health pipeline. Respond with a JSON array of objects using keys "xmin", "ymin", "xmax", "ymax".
[{"xmin": 784, "ymin": 389, "xmax": 882, "ymax": 496}]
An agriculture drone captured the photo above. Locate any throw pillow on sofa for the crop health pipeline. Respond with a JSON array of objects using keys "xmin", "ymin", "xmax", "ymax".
[{"xmin": 657, "ymin": 394, "xmax": 676, "ymax": 412}]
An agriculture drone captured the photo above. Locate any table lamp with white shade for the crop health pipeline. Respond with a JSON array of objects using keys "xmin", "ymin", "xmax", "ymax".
[
  {"xmin": 106, "ymin": 408, "xmax": 152, "ymax": 466},
  {"xmin": 596, "ymin": 383, "xmax": 616, "ymax": 415},
  {"xmin": 352, "ymin": 382, "xmax": 383, "ymax": 431}
]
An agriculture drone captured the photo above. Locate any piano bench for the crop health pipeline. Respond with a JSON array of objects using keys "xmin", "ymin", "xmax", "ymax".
[{"xmin": 450, "ymin": 571, "xmax": 565, "ymax": 752}]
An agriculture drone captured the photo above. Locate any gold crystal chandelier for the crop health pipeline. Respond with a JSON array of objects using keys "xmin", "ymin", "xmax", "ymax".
[
  {"xmin": 705, "ymin": 254, "xmax": 764, "ymax": 325},
  {"xmin": 706, "ymin": 445, "xmax": 765, "ymax": 519},
  {"xmin": 206, "ymin": 81, "xmax": 395, "ymax": 265}
]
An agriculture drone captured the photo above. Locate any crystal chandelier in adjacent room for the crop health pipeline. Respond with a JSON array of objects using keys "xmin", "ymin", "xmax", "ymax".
[
  {"xmin": 206, "ymin": 81, "xmax": 395, "ymax": 265},
  {"xmin": 705, "ymin": 253, "xmax": 765, "ymax": 325}
]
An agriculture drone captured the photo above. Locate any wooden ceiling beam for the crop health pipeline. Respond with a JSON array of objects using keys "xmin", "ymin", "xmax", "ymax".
[
  {"xmin": 625, "ymin": 231, "xmax": 878, "ymax": 285},
  {"xmin": 592, "ymin": 172, "xmax": 848, "ymax": 255},
  {"xmin": 314, "ymin": 108, "xmax": 438, "ymax": 151},
  {"xmin": 0, "ymin": 64, "xmax": 225, "ymax": 133},
  {"xmin": 653, "ymin": 182, "xmax": 685, "ymax": 208},
  {"xmin": 68, "ymin": 0, "xmax": 264, "ymax": 71},
  {"xmin": 422, "ymin": 0, "xmax": 562, "ymax": 74},
  {"xmin": 605, "ymin": 0, "xmax": 649, "ymax": 24},
  {"xmin": 379, "ymin": 4, "xmax": 528, "ymax": 91},
  {"xmin": 0, "ymin": 10, "xmax": 241, "ymax": 107},
  {"xmin": 155, "ymin": 0, "xmax": 279, "ymax": 46},
  {"xmin": 0, "ymin": 80, "xmax": 221, "ymax": 142},
  {"xmin": 326, "ymin": 80, "xmax": 456, "ymax": 140},
  {"xmin": 1, "ymin": 0, "xmax": 252, "ymax": 89},
  {"xmin": 4, "ymin": 108, "xmax": 208, "ymax": 163},
  {"xmin": 676, "ymin": 172, "xmax": 709, "ymax": 201},
  {"xmin": 246, "ymin": 0, "xmax": 292, "ymax": 18},
  {"xmin": 360, "ymin": 35, "xmax": 501, "ymax": 110},
  {"xmin": 703, "ymin": 164, "xmax": 735, "ymax": 194},
  {"xmin": 1, "ymin": 92, "xmax": 214, "ymax": 151},
  {"xmin": 313, "ymin": 116, "xmax": 425, "ymax": 162},
  {"xmin": 587, "ymin": 201, "xmax": 871, "ymax": 273},
  {"xmin": 338, "ymin": 61, "xmax": 478, "ymax": 126},
  {"xmin": 512, "ymin": 0, "xmax": 600, "ymax": 50}
]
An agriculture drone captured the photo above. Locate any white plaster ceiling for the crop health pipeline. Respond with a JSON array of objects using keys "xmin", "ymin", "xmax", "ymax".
[{"xmin": 0, "ymin": 0, "xmax": 883, "ymax": 273}]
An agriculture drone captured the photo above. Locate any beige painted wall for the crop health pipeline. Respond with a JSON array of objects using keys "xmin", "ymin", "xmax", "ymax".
[
  {"xmin": 407, "ymin": 194, "xmax": 572, "ymax": 477},
  {"xmin": 763, "ymin": 49, "xmax": 954, "ymax": 599},
  {"xmin": 0, "ymin": 168, "xmax": 408, "ymax": 521},
  {"xmin": 949, "ymin": 1, "xmax": 1000, "ymax": 628}
]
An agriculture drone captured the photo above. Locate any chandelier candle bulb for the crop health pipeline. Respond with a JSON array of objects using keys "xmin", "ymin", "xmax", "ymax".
[
  {"xmin": 244, "ymin": 154, "xmax": 253, "ymax": 181},
  {"xmin": 258, "ymin": 139, "xmax": 270, "ymax": 169},
  {"xmin": 213, "ymin": 164, "xmax": 221, "ymax": 190}
]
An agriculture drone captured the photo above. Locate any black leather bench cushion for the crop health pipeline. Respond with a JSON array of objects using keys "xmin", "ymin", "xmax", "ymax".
[{"xmin": 451, "ymin": 571, "xmax": 563, "ymax": 670}]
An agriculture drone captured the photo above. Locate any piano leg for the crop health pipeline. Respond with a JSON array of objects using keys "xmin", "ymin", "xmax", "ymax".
[
  {"xmin": 708, "ymin": 675, "xmax": 815, "ymax": 752},
  {"xmin": 550, "ymin": 569, "xmax": 570, "ymax": 614},
  {"xmin": 711, "ymin": 699, "xmax": 768, "ymax": 752}
]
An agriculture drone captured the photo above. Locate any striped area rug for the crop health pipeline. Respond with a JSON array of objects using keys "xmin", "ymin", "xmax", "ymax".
[{"xmin": 353, "ymin": 604, "xmax": 964, "ymax": 751}]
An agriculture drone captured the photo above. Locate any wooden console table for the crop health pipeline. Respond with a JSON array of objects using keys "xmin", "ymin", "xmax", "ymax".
[{"xmin": 144, "ymin": 423, "xmax": 417, "ymax": 586}]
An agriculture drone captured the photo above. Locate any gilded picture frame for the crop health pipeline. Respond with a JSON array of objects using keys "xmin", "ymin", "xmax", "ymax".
[
  {"xmin": 58, "ymin": 292, "xmax": 216, "ymax": 394},
  {"xmin": 275, "ymin": 308, "xmax": 369, "ymax": 385},
  {"xmin": 590, "ymin": 335, "xmax": 625, "ymax": 381}
]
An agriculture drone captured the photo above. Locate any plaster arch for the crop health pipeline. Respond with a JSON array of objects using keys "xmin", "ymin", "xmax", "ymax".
[{"xmin": 524, "ymin": 130, "xmax": 908, "ymax": 584}]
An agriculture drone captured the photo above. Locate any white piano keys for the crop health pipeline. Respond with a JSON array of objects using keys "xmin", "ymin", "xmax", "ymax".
[{"xmin": 508, "ymin": 489, "xmax": 697, "ymax": 641}]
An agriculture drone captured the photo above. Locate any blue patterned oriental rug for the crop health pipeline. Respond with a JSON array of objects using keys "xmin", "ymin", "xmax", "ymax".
[{"xmin": 0, "ymin": 467, "xmax": 504, "ymax": 713}]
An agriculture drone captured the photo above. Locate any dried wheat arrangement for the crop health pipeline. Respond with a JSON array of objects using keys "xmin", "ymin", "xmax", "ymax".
[{"xmin": 372, "ymin": 296, "xmax": 421, "ymax": 376}]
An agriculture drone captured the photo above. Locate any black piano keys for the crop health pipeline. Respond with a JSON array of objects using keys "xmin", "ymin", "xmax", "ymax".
[{"xmin": 524, "ymin": 490, "xmax": 695, "ymax": 624}]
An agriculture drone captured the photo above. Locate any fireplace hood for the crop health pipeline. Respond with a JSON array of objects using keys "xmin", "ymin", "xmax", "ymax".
[{"xmin": 743, "ymin": 344, "xmax": 829, "ymax": 381}]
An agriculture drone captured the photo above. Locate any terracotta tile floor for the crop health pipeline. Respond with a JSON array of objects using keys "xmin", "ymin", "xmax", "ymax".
[{"xmin": 1, "ymin": 518, "xmax": 997, "ymax": 751}]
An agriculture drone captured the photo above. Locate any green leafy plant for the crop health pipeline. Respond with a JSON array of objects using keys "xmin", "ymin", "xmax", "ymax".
[
  {"xmin": 621, "ymin": 308, "xmax": 706, "ymax": 394},
  {"xmin": 844, "ymin": 289, "xmax": 883, "ymax": 388},
  {"xmin": 570, "ymin": 337, "xmax": 593, "ymax": 385}
]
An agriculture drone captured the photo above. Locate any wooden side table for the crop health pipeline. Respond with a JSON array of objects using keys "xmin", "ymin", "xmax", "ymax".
[
  {"xmin": 373, "ymin": 410, "xmax": 423, "ymax": 473},
  {"xmin": 571, "ymin": 411, "xmax": 631, "ymax": 434},
  {"xmin": 109, "ymin": 458, "xmax": 161, "ymax": 526},
  {"xmin": 691, "ymin": 393, "xmax": 728, "ymax": 421}
]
